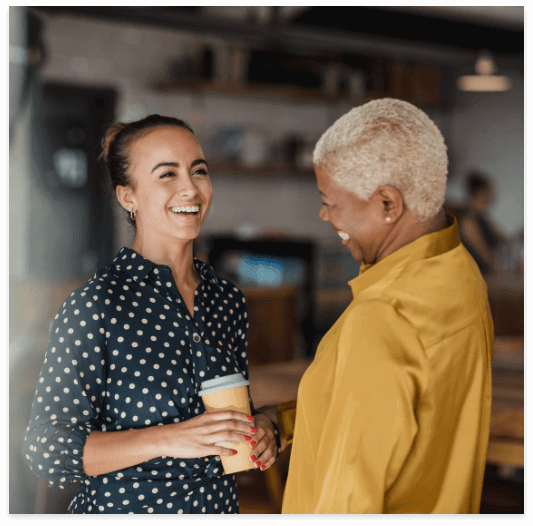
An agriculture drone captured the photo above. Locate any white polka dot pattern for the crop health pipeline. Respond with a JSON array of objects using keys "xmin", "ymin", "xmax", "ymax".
[{"xmin": 21, "ymin": 247, "xmax": 258, "ymax": 514}]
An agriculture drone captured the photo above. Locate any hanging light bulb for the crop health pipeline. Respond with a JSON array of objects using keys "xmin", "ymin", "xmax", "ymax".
[{"xmin": 457, "ymin": 50, "xmax": 512, "ymax": 92}]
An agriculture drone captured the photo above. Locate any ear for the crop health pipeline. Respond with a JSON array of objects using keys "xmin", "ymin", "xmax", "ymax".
[
  {"xmin": 116, "ymin": 185, "xmax": 136, "ymax": 214},
  {"xmin": 379, "ymin": 185, "xmax": 404, "ymax": 220}
]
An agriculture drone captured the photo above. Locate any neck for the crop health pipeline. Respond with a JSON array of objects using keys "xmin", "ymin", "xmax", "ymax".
[
  {"xmin": 131, "ymin": 234, "xmax": 198, "ymax": 286},
  {"xmin": 373, "ymin": 209, "xmax": 449, "ymax": 264},
  {"xmin": 423, "ymin": 208, "xmax": 449, "ymax": 235}
]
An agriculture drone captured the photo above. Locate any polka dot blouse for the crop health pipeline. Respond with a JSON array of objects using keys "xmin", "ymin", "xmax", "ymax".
[{"xmin": 22, "ymin": 247, "xmax": 262, "ymax": 514}]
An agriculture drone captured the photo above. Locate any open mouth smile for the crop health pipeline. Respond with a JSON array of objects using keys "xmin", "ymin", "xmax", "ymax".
[{"xmin": 169, "ymin": 205, "xmax": 200, "ymax": 216}]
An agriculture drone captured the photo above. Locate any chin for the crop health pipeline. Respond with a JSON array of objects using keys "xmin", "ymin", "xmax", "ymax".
[
  {"xmin": 350, "ymin": 252, "xmax": 364, "ymax": 263},
  {"xmin": 345, "ymin": 247, "xmax": 361, "ymax": 262}
]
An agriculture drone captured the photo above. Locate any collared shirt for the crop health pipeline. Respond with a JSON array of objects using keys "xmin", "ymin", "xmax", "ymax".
[
  {"xmin": 22, "ymin": 247, "xmax": 258, "ymax": 514},
  {"xmin": 282, "ymin": 216, "xmax": 494, "ymax": 514}
]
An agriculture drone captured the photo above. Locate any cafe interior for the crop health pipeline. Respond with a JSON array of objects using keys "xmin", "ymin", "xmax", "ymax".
[{"xmin": 9, "ymin": 6, "xmax": 524, "ymax": 515}]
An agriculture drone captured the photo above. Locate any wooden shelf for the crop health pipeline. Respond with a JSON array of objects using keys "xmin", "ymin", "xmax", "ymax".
[{"xmin": 151, "ymin": 78, "xmax": 363, "ymax": 105}]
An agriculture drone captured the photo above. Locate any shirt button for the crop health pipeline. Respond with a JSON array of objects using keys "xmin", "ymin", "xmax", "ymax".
[{"xmin": 193, "ymin": 333, "xmax": 201, "ymax": 344}]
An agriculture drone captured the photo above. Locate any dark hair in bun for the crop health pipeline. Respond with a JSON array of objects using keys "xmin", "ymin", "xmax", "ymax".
[{"xmin": 100, "ymin": 114, "xmax": 195, "ymax": 226}]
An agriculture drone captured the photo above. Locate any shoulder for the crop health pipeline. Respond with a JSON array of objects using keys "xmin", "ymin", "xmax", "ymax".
[
  {"xmin": 53, "ymin": 265, "xmax": 117, "ymax": 320},
  {"xmin": 340, "ymin": 299, "xmax": 424, "ymax": 362},
  {"xmin": 194, "ymin": 257, "xmax": 248, "ymax": 306},
  {"xmin": 217, "ymin": 277, "xmax": 246, "ymax": 302},
  {"xmin": 343, "ymin": 299, "xmax": 416, "ymax": 336}
]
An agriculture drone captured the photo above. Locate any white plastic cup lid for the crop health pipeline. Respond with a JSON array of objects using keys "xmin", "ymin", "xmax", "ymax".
[{"xmin": 198, "ymin": 372, "xmax": 249, "ymax": 397}]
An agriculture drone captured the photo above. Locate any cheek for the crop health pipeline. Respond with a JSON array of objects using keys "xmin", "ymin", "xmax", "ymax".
[
  {"xmin": 200, "ymin": 180, "xmax": 213, "ymax": 204},
  {"xmin": 197, "ymin": 181, "xmax": 212, "ymax": 219}
]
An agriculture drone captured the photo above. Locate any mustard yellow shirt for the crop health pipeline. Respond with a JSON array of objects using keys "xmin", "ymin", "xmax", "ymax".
[{"xmin": 282, "ymin": 217, "xmax": 493, "ymax": 514}]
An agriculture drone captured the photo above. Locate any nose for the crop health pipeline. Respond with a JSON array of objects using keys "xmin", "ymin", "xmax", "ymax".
[
  {"xmin": 178, "ymin": 174, "xmax": 199, "ymax": 197},
  {"xmin": 319, "ymin": 205, "xmax": 329, "ymax": 222}
]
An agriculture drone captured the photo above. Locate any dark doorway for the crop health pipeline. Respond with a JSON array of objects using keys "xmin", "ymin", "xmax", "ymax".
[{"xmin": 29, "ymin": 82, "xmax": 117, "ymax": 278}]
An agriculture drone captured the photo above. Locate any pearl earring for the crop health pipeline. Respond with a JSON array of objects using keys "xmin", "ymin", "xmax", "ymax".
[{"xmin": 386, "ymin": 217, "xmax": 391, "ymax": 222}]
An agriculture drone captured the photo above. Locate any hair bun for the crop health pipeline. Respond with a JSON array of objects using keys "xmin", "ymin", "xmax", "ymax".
[{"xmin": 99, "ymin": 122, "xmax": 127, "ymax": 162}]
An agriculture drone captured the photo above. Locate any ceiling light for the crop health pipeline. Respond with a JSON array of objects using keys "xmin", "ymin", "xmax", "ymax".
[{"xmin": 457, "ymin": 50, "xmax": 512, "ymax": 91}]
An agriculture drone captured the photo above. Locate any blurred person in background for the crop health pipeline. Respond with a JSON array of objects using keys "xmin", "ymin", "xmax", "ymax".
[
  {"xmin": 21, "ymin": 114, "xmax": 279, "ymax": 514},
  {"xmin": 280, "ymin": 98, "xmax": 493, "ymax": 514},
  {"xmin": 459, "ymin": 170, "xmax": 508, "ymax": 276}
]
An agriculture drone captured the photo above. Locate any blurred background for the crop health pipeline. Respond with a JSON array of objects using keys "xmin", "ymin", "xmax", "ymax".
[{"xmin": 9, "ymin": 6, "xmax": 524, "ymax": 514}]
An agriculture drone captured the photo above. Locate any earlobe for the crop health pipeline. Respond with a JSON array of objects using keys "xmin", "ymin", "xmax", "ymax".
[{"xmin": 116, "ymin": 185, "xmax": 135, "ymax": 214}]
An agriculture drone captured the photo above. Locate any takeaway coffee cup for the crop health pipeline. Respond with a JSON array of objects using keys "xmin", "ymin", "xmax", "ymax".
[{"xmin": 199, "ymin": 373, "xmax": 256, "ymax": 474}]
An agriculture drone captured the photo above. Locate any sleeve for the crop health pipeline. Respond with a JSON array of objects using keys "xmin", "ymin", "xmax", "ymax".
[
  {"xmin": 21, "ymin": 284, "xmax": 108, "ymax": 489},
  {"xmin": 311, "ymin": 300, "xmax": 427, "ymax": 514}
]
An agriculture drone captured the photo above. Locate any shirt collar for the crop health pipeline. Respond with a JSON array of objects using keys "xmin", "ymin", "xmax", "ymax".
[
  {"xmin": 110, "ymin": 246, "xmax": 222, "ymax": 290},
  {"xmin": 349, "ymin": 215, "xmax": 460, "ymax": 298}
]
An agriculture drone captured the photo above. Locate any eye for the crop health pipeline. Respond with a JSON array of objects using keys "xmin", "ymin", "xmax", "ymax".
[
  {"xmin": 192, "ymin": 167, "xmax": 208, "ymax": 176},
  {"xmin": 160, "ymin": 171, "xmax": 175, "ymax": 179},
  {"xmin": 160, "ymin": 168, "xmax": 207, "ymax": 179}
]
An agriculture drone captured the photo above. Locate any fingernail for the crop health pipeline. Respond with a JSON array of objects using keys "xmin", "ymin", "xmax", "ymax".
[
  {"xmin": 250, "ymin": 441, "xmax": 256, "ymax": 448},
  {"xmin": 260, "ymin": 465, "xmax": 266, "ymax": 471},
  {"xmin": 251, "ymin": 427, "xmax": 257, "ymax": 434},
  {"xmin": 247, "ymin": 416, "xmax": 254, "ymax": 421},
  {"xmin": 245, "ymin": 435, "xmax": 252, "ymax": 441},
  {"xmin": 250, "ymin": 455, "xmax": 256, "ymax": 462},
  {"xmin": 255, "ymin": 460, "xmax": 261, "ymax": 468},
  {"xmin": 233, "ymin": 450, "xmax": 238, "ymax": 455}
]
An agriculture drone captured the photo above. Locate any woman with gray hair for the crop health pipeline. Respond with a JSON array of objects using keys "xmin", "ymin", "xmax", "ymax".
[{"xmin": 281, "ymin": 98, "xmax": 493, "ymax": 514}]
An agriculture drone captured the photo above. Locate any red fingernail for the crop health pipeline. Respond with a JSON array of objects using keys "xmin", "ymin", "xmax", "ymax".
[
  {"xmin": 245, "ymin": 435, "xmax": 251, "ymax": 441},
  {"xmin": 255, "ymin": 460, "xmax": 261, "ymax": 468},
  {"xmin": 260, "ymin": 465, "xmax": 266, "ymax": 471},
  {"xmin": 251, "ymin": 427, "xmax": 257, "ymax": 434},
  {"xmin": 250, "ymin": 441, "xmax": 256, "ymax": 447},
  {"xmin": 250, "ymin": 455, "xmax": 256, "ymax": 462},
  {"xmin": 233, "ymin": 450, "xmax": 238, "ymax": 455},
  {"xmin": 248, "ymin": 415, "xmax": 254, "ymax": 421}
]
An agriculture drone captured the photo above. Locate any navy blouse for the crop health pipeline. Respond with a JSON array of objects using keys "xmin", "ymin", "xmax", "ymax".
[{"xmin": 22, "ymin": 247, "xmax": 263, "ymax": 514}]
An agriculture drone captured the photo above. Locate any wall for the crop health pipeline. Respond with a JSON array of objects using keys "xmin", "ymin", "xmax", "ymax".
[
  {"xmin": 34, "ymin": 10, "xmax": 524, "ymax": 248},
  {"xmin": 446, "ymin": 73, "xmax": 524, "ymax": 235}
]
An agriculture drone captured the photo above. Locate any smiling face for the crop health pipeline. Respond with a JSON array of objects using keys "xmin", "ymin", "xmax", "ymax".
[
  {"xmin": 117, "ymin": 126, "xmax": 212, "ymax": 247},
  {"xmin": 316, "ymin": 164, "xmax": 395, "ymax": 264}
]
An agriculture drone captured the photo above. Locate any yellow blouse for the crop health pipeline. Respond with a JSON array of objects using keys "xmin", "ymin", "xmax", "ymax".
[{"xmin": 282, "ymin": 216, "xmax": 493, "ymax": 514}]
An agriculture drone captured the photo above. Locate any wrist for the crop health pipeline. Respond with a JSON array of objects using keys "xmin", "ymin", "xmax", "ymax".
[
  {"xmin": 255, "ymin": 405, "xmax": 278, "ymax": 425},
  {"xmin": 150, "ymin": 422, "xmax": 176, "ymax": 458},
  {"xmin": 254, "ymin": 412, "xmax": 281, "ymax": 460}
]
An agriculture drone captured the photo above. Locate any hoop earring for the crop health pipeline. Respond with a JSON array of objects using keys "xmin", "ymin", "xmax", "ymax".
[{"xmin": 128, "ymin": 206, "xmax": 136, "ymax": 221}]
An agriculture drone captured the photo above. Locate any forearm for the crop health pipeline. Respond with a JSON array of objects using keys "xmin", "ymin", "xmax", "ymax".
[
  {"xmin": 82, "ymin": 425, "xmax": 165, "ymax": 477},
  {"xmin": 257, "ymin": 404, "xmax": 278, "ymax": 425}
]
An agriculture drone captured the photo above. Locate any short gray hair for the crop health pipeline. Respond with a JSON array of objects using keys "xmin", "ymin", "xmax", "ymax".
[{"xmin": 313, "ymin": 98, "xmax": 448, "ymax": 224}]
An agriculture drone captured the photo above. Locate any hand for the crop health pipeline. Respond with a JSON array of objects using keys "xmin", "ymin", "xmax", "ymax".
[
  {"xmin": 248, "ymin": 413, "xmax": 277, "ymax": 471},
  {"xmin": 159, "ymin": 410, "xmax": 255, "ymax": 459},
  {"xmin": 258, "ymin": 404, "xmax": 289, "ymax": 453}
]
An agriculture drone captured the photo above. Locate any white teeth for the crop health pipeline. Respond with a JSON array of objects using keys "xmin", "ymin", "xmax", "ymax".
[
  {"xmin": 170, "ymin": 205, "xmax": 200, "ymax": 213},
  {"xmin": 338, "ymin": 231, "xmax": 349, "ymax": 240}
]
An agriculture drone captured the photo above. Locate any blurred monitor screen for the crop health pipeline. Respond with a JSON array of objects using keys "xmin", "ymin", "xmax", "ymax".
[{"xmin": 217, "ymin": 250, "xmax": 306, "ymax": 288}]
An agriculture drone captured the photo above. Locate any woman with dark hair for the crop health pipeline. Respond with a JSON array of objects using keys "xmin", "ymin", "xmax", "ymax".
[
  {"xmin": 21, "ymin": 114, "xmax": 279, "ymax": 514},
  {"xmin": 460, "ymin": 170, "xmax": 507, "ymax": 275}
]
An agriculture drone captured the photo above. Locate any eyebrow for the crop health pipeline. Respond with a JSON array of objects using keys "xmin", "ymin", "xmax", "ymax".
[{"xmin": 151, "ymin": 159, "xmax": 208, "ymax": 173}]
